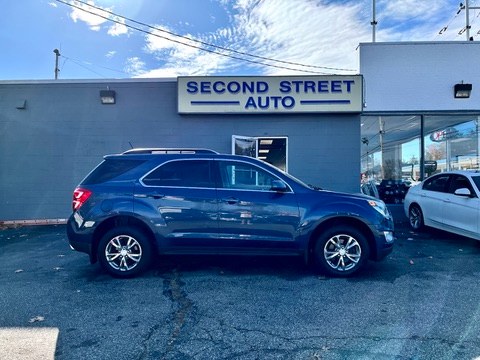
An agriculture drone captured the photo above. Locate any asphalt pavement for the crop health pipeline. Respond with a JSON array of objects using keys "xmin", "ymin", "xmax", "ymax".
[{"xmin": 1, "ymin": 208, "xmax": 480, "ymax": 359}]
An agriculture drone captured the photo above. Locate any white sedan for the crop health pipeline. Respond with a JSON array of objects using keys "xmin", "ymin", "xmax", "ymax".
[{"xmin": 404, "ymin": 170, "xmax": 480, "ymax": 240}]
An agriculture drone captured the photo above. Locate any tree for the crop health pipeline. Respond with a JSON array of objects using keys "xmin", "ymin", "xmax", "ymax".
[{"xmin": 426, "ymin": 144, "xmax": 445, "ymax": 161}]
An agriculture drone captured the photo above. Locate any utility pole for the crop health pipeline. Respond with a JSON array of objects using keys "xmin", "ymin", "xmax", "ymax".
[
  {"xmin": 371, "ymin": 0, "xmax": 377, "ymax": 42},
  {"xmin": 461, "ymin": 0, "xmax": 480, "ymax": 40},
  {"xmin": 53, "ymin": 49, "xmax": 60, "ymax": 80},
  {"xmin": 465, "ymin": 0, "xmax": 472, "ymax": 40},
  {"xmin": 379, "ymin": 117, "xmax": 385, "ymax": 178}
]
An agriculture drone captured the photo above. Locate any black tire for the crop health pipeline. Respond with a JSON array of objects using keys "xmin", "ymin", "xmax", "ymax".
[
  {"xmin": 313, "ymin": 226, "xmax": 370, "ymax": 277},
  {"xmin": 98, "ymin": 226, "xmax": 152, "ymax": 278},
  {"xmin": 408, "ymin": 204, "xmax": 424, "ymax": 231}
]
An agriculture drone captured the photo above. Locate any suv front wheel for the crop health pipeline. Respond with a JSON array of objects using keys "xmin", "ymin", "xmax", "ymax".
[
  {"xmin": 98, "ymin": 226, "xmax": 152, "ymax": 278},
  {"xmin": 313, "ymin": 226, "xmax": 370, "ymax": 277}
]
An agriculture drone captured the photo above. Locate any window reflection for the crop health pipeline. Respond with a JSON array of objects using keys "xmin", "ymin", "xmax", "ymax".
[{"xmin": 361, "ymin": 114, "xmax": 480, "ymax": 203}]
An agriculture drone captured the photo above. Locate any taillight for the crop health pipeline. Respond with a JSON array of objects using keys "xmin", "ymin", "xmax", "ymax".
[{"xmin": 72, "ymin": 188, "xmax": 92, "ymax": 211}]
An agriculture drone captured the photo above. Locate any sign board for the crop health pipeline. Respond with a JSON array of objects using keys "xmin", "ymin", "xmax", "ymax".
[
  {"xmin": 178, "ymin": 75, "xmax": 363, "ymax": 114},
  {"xmin": 430, "ymin": 127, "xmax": 459, "ymax": 142}
]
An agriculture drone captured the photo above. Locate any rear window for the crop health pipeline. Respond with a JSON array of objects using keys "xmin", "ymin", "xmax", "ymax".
[{"xmin": 81, "ymin": 159, "xmax": 146, "ymax": 185}]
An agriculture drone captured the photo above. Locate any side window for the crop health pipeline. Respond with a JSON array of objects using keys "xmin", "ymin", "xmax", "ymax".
[
  {"xmin": 142, "ymin": 160, "xmax": 214, "ymax": 188},
  {"xmin": 448, "ymin": 175, "xmax": 474, "ymax": 195},
  {"xmin": 218, "ymin": 161, "xmax": 285, "ymax": 191},
  {"xmin": 422, "ymin": 174, "xmax": 450, "ymax": 193}
]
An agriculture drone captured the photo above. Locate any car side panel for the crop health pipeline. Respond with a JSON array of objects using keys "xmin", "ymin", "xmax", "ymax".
[
  {"xmin": 133, "ymin": 184, "xmax": 220, "ymax": 248},
  {"xmin": 416, "ymin": 189, "xmax": 446, "ymax": 227},
  {"xmin": 216, "ymin": 188, "xmax": 301, "ymax": 249},
  {"xmin": 441, "ymin": 194, "xmax": 480, "ymax": 239}
]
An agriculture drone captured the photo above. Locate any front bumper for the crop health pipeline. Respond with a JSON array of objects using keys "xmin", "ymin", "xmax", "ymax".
[
  {"xmin": 66, "ymin": 214, "xmax": 95, "ymax": 262},
  {"xmin": 371, "ymin": 222, "xmax": 394, "ymax": 261},
  {"xmin": 376, "ymin": 235, "xmax": 394, "ymax": 260}
]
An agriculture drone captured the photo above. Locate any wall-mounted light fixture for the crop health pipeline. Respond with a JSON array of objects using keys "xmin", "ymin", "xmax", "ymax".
[
  {"xmin": 100, "ymin": 89, "xmax": 116, "ymax": 104},
  {"xmin": 454, "ymin": 83, "xmax": 472, "ymax": 98},
  {"xmin": 16, "ymin": 99, "xmax": 27, "ymax": 110}
]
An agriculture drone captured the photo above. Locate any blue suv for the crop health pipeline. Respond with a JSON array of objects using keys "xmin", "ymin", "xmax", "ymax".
[{"xmin": 67, "ymin": 148, "xmax": 394, "ymax": 278}]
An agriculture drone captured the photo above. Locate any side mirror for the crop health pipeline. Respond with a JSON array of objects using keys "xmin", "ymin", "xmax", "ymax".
[
  {"xmin": 271, "ymin": 180, "xmax": 288, "ymax": 192},
  {"xmin": 454, "ymin": 188, "xmax": 472, "ymax": 197}
]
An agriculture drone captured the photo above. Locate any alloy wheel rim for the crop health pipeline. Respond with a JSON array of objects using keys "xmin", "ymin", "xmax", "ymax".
[
  {"xmin": 105, "ymin": 235, "xmax": 142, "ymax": 272},
  {"xmin": 410, "ymin": 208, "xmax": 420, "ymax": 228},
  {"xmin": 323, "ymin": 234, "xmax": 361, "ymax": 271}
]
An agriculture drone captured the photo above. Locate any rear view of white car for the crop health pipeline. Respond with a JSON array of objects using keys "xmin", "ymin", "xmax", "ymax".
[{"xmin": 404, "ymin": 171, "xmax": 480, "ymax": 240}]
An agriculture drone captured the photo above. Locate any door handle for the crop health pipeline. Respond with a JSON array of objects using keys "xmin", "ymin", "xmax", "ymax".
[
  {"xmin": 222, "ymin": 197, "xmax": 239, "ymax": 205},
  {"xmin": 147, "ymin": 194, "xmax": 164, "ymax": 199},
  {"xmin": 135, "ymin": 193, "xmax": 165, "ymax": 199}
]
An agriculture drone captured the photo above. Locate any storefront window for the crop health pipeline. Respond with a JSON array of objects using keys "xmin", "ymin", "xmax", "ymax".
[
  {"xmin": 361, "ymin": 114, "xmax": 480, "ymax": 202},
  {"xmin": 232, "ymin": 135, "xmax": 288, "ymax": 172}
]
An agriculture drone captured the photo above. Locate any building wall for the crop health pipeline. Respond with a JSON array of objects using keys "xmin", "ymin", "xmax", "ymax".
[
  {"xmin": 360, "ymin": 42, "xmax": 480, "ymax": 112},
  {"xmin": 0, "ymin": 79, "xmax": 360, "ymax": 221}
]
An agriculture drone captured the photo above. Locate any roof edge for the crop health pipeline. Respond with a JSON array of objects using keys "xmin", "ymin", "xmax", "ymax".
[
  {"xmin": 0, "ymin": 77, "xmax": 177, "ymax": 85},
  {"xmin": 359, "ymin": 41, "xmax": 480, "ymax": 47}
]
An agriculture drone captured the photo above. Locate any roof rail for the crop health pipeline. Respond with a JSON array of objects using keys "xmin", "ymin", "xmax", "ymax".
[{"xmin": 122, "ymin": 148, "xmax": 218, "ymax": 155}]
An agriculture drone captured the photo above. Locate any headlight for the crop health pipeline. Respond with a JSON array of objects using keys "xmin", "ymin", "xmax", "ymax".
[{"xmin": 368, "ymin": 199, "xmax": 391, "ymax": 218}]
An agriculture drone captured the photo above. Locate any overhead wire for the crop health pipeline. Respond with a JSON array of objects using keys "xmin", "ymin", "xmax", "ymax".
[
  {"xmin": 55, "ymin": 0, "xmax": 356, "ymax": 74},
  {"xmin": 435, "ymin": 3, "xmax": 463, "ymax": 39},
  {"xmin": 60, "ymin": 54, "xmax": 129, "ymax": 77},
  {"xmin": 436, "ymin": 1, "xmax": 480, "ymax": 39},
  {"xmin": 64, "ymin": 0, "xmax": 356, "ymax": 72}
]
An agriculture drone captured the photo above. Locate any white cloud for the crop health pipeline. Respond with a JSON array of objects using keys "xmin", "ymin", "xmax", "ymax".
[
  {"xmin": 381, "ymin": 0, "xmax": 448, "ymax": 21},
  {"xmin": 69, "ymin": 1, "xmax": 107, "ymax": 31},
  {"xmin": 79, "ymin": 0, "xmax": 469, "ymax": 78},
  {"xmin": 68, "ymin": 1, "xmax": 128, "ymax": 36},
  {"xmin": 145, "ymin": 26, "xmax": 184, "ymax": 52},
  {"xmin": 232, "ymin": 0, "xmax": 367, "ymax": 74},
  {"xmin": 141, "ymin": 0, "xmax": 368, "ymax": 77},
  {"xmin": 105, "ymin": 50, "xmax": 116, "ymax": 58},
  {"xmin": 143, "ymin": 26, "xmax": 227, "ymax": 75},
  {"xmin": 107, "ymin": 17, "xmax": 128, "ymax": 36},
  {"xmin": 374, "ymin": 0, "xmax": 467, "ymax": 42},
  {"xmin": 124, "ymin": 57, "xmax": 146, "ymax": 76}
]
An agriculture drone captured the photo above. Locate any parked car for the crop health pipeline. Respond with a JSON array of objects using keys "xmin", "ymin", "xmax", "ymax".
[
  {"xmin": 404, "ymin": 170, "xmax": 480, "ymax": 240},
  {"xmin": 67, "ymin": 148, "xmax": 394, "ymax": 278},
  {"xmin": 377, "ymin": 179, "xmax": 410, "ymax": 204}
]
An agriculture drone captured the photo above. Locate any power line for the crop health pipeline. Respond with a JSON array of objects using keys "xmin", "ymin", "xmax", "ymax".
[
  {"xmin": 61, "ymin": 54, "xmax": 129, "ymax": 77},
  {"xmin": 55, "ymin": 0, "xmax": 356, "ymax": 74},
  {"xmin": 72, "ymin": 0, "xmax": 356, "ymax": 72},
  {"xmin": 436, "ymin": 1, "xmax": 480, "ymax": 40},
  {"xmin": 61, "ymin": 56, "xmax": 107, "ymax": 78}
]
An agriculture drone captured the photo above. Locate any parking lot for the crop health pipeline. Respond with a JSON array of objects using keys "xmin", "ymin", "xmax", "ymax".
[{"xmin": 1, "ymin": 210, "xmax": 480, "ymax": 360}]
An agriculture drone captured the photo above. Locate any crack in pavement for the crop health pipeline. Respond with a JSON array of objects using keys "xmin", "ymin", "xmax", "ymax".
[
  {"xmin": 136, "ymin": 269, "xmax": 194, "ymax": 360},
  {"xmin": 161, "ymin": 268, "xmax": 195, "ymax": 358}
]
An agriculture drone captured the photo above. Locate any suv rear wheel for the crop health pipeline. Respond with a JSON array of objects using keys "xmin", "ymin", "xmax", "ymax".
[
  {"xmin": 313, "ymin": 226, "xmax": 369, "ymax": 277},
  {"xmin": 98, "ymin": 226, "xmax": 152, "ymax": 278}
]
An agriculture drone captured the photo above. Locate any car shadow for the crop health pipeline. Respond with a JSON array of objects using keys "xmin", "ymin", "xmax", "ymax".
[{"xmin": 149, "ymin": 254, "xmax": 312, "ymax": 281}]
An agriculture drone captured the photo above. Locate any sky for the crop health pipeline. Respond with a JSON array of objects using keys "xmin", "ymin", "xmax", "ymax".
[{"xmin": 1, "ymin": 0, "xmax": 479, "ymax": 80}]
